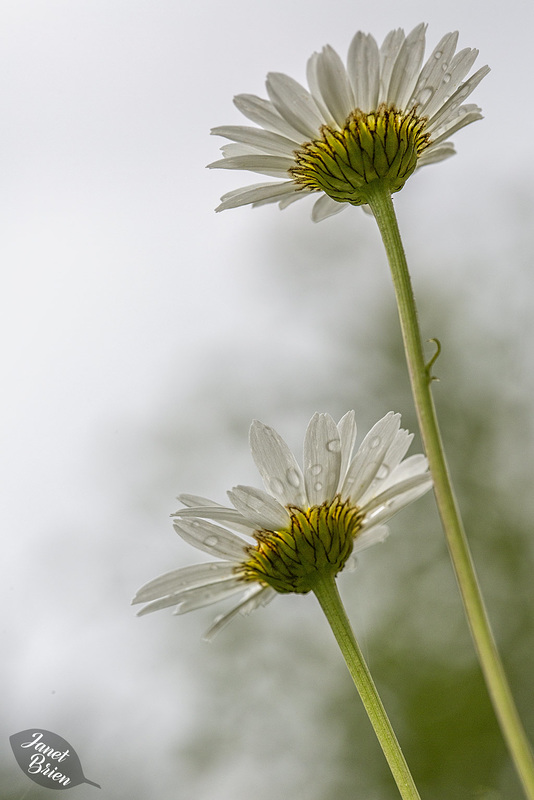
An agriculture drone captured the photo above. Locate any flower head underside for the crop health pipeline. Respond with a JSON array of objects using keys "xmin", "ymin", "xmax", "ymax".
[
  {"xmin": 133, "ymin": 412, "xmax": 432, "ymax": 640},
  {"xmin": 209, "ymin": 24, "xmax": 489, "ymax": 221}
]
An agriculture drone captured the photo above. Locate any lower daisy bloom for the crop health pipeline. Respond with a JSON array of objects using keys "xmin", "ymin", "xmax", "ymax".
[
  {"xmin": 133, "ymin": 411, "xmax": 432, "ymax": 640},
  {"xmin": 209, "ymin": 23, "xmax": 489, "ymax": 221}
]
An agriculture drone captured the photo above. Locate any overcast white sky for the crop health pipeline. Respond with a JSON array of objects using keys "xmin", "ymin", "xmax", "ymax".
[{"xmin": 2, "ymin": 1, "xmax": 534, "ymax": 797}]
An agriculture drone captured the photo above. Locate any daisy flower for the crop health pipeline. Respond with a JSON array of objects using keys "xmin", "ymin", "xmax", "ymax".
[
  {"xmin": 209, "ymin": 23, "xmax": 489, "ymax": 221},
  {"xmin": 133, "ymin": 411, "xmax": 432, "ymax": 640}
]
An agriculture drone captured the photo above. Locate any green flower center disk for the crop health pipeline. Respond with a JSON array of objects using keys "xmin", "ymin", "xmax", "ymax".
[
  {"xmin": 240, "ymin": 497, "xmax": 364, "ymax": 594},
  {"xmin": 290, "ymin": 105, "xmax": 430, "ymax": 205}
]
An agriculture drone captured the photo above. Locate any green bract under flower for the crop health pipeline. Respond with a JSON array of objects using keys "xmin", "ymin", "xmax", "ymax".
[
  {"xmin": 209, "ymin": 23, "xmax": 489, "ymax": 221},
  {"xmin": 242, "ymin": 498, "xmax": 363, "ymax": 593},
  {"xmin": 291, "ymin": 107, "xmax": 430, "ymax": 205},
  {"xmin": 133, "ymin": 411, "xmax": 432, "ymax": 640}
]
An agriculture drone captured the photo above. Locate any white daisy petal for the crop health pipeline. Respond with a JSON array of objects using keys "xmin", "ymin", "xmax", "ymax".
[
  {"xmin": 358, "ymin": 428, "xmax": 413, "ymax": 503},
  {"xmin": 427, "ymin": 65, "xmax": 490, "ymax": 134},
  {"xmin": 378, "ymin": 27, "xmax": 406, "ymax": 104},
  {"xmin": 382, "ymin": 454, "xmax": 429, "ymax": 490},
  {"xmin": 421, "ymin": 47, "xmax": 479, "ymax": 119},
  {"xmin": 347, "ymin": 32, "xmax": 380, "ymax": 113},
  {"xmin": 409, "ymin": 31, "xmax": 459, "ymax": 111},
  {"xmin": 429, "ymin": 108, "xmax": 484, "ymax": 147},
  {"xmin": 303, "ymin": 412, "xmax": 342, "ymax": 505},
  {"xmin": 266, "ymin": 72, "xmax": 323, "ymax": 139},
  {"xmin": 249, "ymin": 420, "xmax": 307, "ymax": 506},
  {"xmin": 133, "ymin": 562, "xmax": 236, "ymax": 604},
  {"xmin": 208, "ymin": 154, "xmax": 297, "ymax": 178},
  {"xmin": 363, "ymin": 482, "xmax": 433, "ymax": 529},
  {"xmin": 178, "ymin": 493, "xmax": 222, "ymax": 508},
  {"xmin": 216, "ymin": 181, "xmax": 299, "ymax": 212},
  {"xmin": 173, "ymin": 518, "xmax": 250, "ymax": 560},
  {"xmin": 341, "ymin": 412, "xmax": 401, "ymax": 502},
  {"xmin": 352, "ymin": 525, "xmax": 390, "ymax": 554},
  {"xmin": 212, "ymin": 125, "xmax": 300, "ymax": 156},
  {"xmin": 136, "ymin": 596, "xmax": 193, "ymax": 616},
  {"xmin": 306, "ymin": 52, "xmax": 338, "ymax": 127},
  {"xmin": 417, "ymin": 142, "xmax": 456, "ymax": 166},
  {"xmin": 173, "ymin": 579, "xmax": 249, "ymax": 614},
  {"xmin": 313, "ymin": 45, "xmax": 355, "ymax": 128},
  {"xmin": 219, "ymin": 142, "xmax": 261, "ymax": 158},
  {"xmin": 202, "ymin": 586, "xmax": 276, "ymax": 642},
  {"xmin": 362, "ymin": 473, "xmax": 433, "ymax": 525},
  {"xmin": 386, "ymin": 23, "xmax": 427, "ymax": 109},
  {"xmin": 172, "ymin": 504, "xmax": 256, "ymax": 535},
  {"xmin": 137, "ymin": 576, "xmax": 243, "ymax": 617},
  {"xmin": 311, "ymin": 194, "xmax": 346, "ymax": 222},
  {"xmin": 278, "ymin": 190, "xmax": 309, "ymax": 209},
  {"xmin": 337, "ymin": 410, "xmax": 357, "ymax": 487},
  {"xmin": 228, "ymin": 485, "xmax": 291, "ymax": 530},
  {"xmin": 233, "ymin": 93, "xmax": 304, "ymax": 140}
]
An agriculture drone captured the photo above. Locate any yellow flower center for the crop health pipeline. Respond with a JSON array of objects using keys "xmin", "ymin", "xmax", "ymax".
[
  {"xmin": 240, "ymin": 497, "xmax": 363, "ymax": 594},
  {"xmin": 290, "ymin": 105, "xmax": 430, "ymax": 205}
]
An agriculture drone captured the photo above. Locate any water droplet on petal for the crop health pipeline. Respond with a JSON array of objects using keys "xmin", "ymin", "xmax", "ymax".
[
  {"xmin": 369, "ymin": 436, "xmax": 382, "ymax": 449},
  {"xmin": 205, "ymin": 535, "xmax": 219, "ymax": 547},
  {"xmin": 310, "ymin": 464, "xmax": 323, "ymax": 476},
  {"xmin": 326, "ymin": 439, "xmax": 341, "ymax": 453},
  {"xmin": 417, "ymin": 87, "xmax": 434, "ymax": 106},
  {"xmin": 442, "ymin": 72, "xmax": 451, "ymax": 83},
  {"xmin": 434, "ymin": 50, "xmax": 443, "ymax": 59},
  {"xmin": 376, "ymin": 464, "xmax": 390, "ymax": 480},
  {"xmin": 314, "ymin": 481, "xmax": 323, "ymax": 492},
  {"xmin": 286, "ymin": 468, "xmax": 301, "ymax": 488},
  {"xmin": 269, "ymin": 477, "xmax": 285, "ymax": 496}
]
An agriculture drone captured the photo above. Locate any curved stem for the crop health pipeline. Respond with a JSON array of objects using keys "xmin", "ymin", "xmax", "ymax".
[
  {"xmin": 364, "ymin": 180, "xmax": 534, "ymax": 800},
  {"xmin": 312, "ymin": 571, "xmax": 422, "ymax": 800}
]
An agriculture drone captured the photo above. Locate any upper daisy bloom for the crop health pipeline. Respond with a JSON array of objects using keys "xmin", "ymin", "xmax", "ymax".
[
  {"xmin": 133, "ymin": 411, "xmax": 432, "ymax": 640},
  {"xmin": 209, "ymin": 24, "xmax": 489, "ymax": 221}
]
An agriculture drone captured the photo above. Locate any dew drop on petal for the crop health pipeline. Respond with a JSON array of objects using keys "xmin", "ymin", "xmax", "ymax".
[
  {"xmin": 376, "ymin": 464, "xmax": 390, "ymax": 480},
  {"xmin": 369, "ymin": 436, "xmax": 382, "ymax": 449},
  {"xmin": 442, "ymin": 73, "xmax": 451, "ymax": 83},
  {"xmin": 310, "ymin": 464, "xmax": 323, "ymax": 476},
  {"xmin": 286, "ymin": 468, "xmax": 301, "ymax": 488},
  {"xmin": 314, "ymin": 481, "xmax": 323, "ymax": 492},
  {"xmin": 205, "ymin": 535, "xmax": 219, "ymax": 547},
  {"xmin": 326, "ymin": 439, "xmax": 341, "ymax": 453},
  {"xmin": 434, "ymin": 50, "xmax": 443, "ymax": 59},
  {"xmin": 417, "ymin": 87, "xmax": 434, "ymax": 105},
  {"xmin": 269, "ymin": 477, "xmax": 285, "ymax": 496}
]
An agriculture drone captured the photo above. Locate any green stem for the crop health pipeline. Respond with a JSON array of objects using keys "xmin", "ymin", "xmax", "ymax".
[
  {"xmin": 312, "ymin": 570, "xmax": 422, "ymax": 800},
  {"xmin": 365, "ymin": 180, "xmax": 534, "ymax": 800}
]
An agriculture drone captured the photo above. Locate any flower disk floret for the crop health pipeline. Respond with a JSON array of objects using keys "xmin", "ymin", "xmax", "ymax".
[
  {"xmin": 209, "ymin": 23, "xmax": 489, "ymax": 221},
  {"xmin": 133, "ymin": 411, "xmax": 432, "ymax": 640}
]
